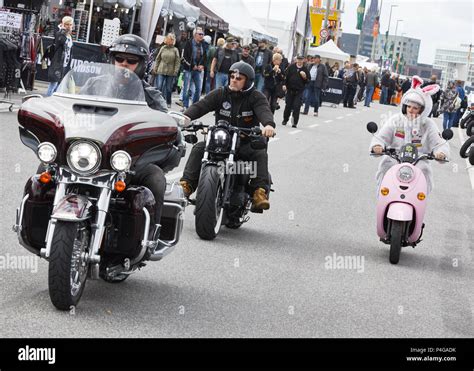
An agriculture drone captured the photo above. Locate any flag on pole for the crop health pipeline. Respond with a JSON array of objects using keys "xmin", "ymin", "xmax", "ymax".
[
  {"xmin": 372, "ymin": 16, "xmax": 380, "ymax": 37},
  {"xmin": 356, "ymin": 0, "xmax": 366, "ymax": 30}
]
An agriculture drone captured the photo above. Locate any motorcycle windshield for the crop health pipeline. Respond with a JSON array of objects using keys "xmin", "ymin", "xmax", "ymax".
[{"xmin": 55, "ymin": 63, "xmax": 146, "ymax": 103}]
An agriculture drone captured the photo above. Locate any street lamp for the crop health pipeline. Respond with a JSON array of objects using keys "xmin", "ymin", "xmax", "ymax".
[
  {"xmin": 384, "ymin": 5, "xmax": 398, "ymax": 67},
  {"xmin": 393, "ymin": 19, "xmax": 403, "ymax": 71}
]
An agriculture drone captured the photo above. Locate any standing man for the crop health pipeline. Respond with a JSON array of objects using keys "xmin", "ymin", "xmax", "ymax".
[
  {"xmin": 343, "ymin": 63, "xmax": 358, "ymax": 108},
  {"xmin": 203, "ymin": 35, "xmax": 216, "ymax": 95},
  {"xmin": 380, "ymin": 70, "xmax": 391, "ymax": 105},
  {"xmin": 282, "ymin": 55, "xmax": 309, "ymax": 127},
  {"xmin": 364, "ymin": 68, "xmax": 379, "ymax": 107},
  {"xmin": 181, "ymin": 27, "xmax": 206, "ymax": 109},
  {"xmin": 211, "ymin": 37, "xmax": 239, "ymax": 89},
  {"xmin": 338, "ymin": 61, "xmax": 350, "ymax": 106},
  {"xmin": 47, "ymin": 16, "xmax": 74, "ymax": 96},
  {"xmin": 302, "ymin": 54, "xmax": 328, "ymax": 116},
  {"xmin": 253, "ymin": 39, "xmax": 273, "ymax": 92},
  {"xmin": 239, "ymin": 45, "xmax": 255, "ymax": 69}
]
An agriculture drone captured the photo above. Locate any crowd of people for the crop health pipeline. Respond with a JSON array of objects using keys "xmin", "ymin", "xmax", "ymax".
[{"xmin": 44, "ymin": 19, "xmax": 468, "ymax": 132}]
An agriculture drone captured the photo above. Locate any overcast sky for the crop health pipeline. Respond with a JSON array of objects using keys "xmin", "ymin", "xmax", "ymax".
[{"xmin": 241, "ymin": 0, "xmax": 474, "ymax": 64}]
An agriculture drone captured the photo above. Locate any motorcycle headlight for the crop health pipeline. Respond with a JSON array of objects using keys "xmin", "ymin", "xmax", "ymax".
[
  {"xmin": 212, "ymin": 128, "xmax": 230, "ymax": 147},
  {"xmin": 67, "ymin": 141, "xmax": 101, "ymax": 175},
  {"xmin": 398, "ymin": 166, "xmax": 414, "ymax": 183},
  {"xmin": 110, "ymin": 150, "xmax": 131, "ymax": 172},
  {"xmin": 37, "ymin": 142, "xmax": 57, "ymax": 164}
]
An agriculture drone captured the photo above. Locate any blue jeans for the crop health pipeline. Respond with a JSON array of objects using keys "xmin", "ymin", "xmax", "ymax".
[
  {"xmin": 155, "ymin": 74, "xmax": 175, "ymax": 105},
  {"xmin": 303, "ymin": 82, "xmax": 321, "ymax": 113},
  {"xmin": 205, "ymin": 71, "xmax": 213, "ymax": 95},
  {"xmin": 443, "ymin": 112, "xmax": 456, "ymax": 130},
  {"xmin": 182, "ymin": 70, "xmax": 202, "ymax": 108},
  {"xmin": 365, "ymin": 86, "xmax": 375, "ymax": 107},
  {"xmin": 215, "ymin": 72, "xmax": 228, "ymax": 89},
  {"xmin": 254, "ymin": 72, "xmax": 264, "ymax": 92},
  {"xmin": 380, "ymin": 86, "xmax": 388, "ymax": 104},
  {"xmin": 46, "ymin": 82, "xmax": 59, "ymax": 96}
]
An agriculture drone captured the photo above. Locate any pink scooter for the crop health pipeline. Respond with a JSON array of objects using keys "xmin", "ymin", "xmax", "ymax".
[{"xmin": 367, "ymin": 122, "xmax": 453, "ymax": 264}]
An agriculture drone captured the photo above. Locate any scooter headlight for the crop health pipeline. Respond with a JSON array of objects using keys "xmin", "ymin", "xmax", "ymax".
[
  {"xmin": 37, "ymin": 142, "xmax": 57, "ymax": 164},
  {"xmin": 67, "ymin": 140, "xmax": 101, "ymax": 175},
  {"xmin": 110, "ymin": 150, "xmax": 131, "ymax": 172},
  {"xmin": 398, "ymin": 166, "xmax": 414, "ymax": 183}
]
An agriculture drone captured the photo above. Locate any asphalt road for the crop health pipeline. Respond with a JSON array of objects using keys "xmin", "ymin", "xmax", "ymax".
[{"xmin": 0, "ymin": 96, "xmax": 472, "ymax": 338}]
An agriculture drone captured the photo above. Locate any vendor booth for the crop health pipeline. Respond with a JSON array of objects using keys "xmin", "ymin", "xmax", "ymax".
[
  {"xmin": 307, "ymin": 39, "xmax": 350, "ymax": 65},
  {"xmin": 201, "ymin": 0, "xmax": 277, "ymax": 45}
]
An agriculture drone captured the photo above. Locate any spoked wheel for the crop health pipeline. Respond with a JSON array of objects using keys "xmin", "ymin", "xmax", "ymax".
[
  {"xmin": 389, "ymin": 220, "xmax": 404, "ymax": 265},
  {"xmin": 48, "ymin": 221, "xmax": 91, "ymax": 310},
  {"xmin": 195, "ymin": 166, "xmax": 224, "ymax": 240}
]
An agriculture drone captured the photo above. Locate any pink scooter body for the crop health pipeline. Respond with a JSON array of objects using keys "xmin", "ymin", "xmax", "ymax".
[{"xmin": 376, "ymin": 163, "xmax": 428, "ymax": 244}]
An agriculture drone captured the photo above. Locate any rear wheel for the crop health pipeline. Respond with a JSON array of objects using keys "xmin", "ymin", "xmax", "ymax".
[
  {"xmin": 460, "ymin": 137, "xmax": 474, "ymax": 158},
  {"xmin": 48, "ymin": 221, "xmax": 90, "ymax": 310},
  {"xmin": 195, "ymin": 166, "xmax": 224, "ymax": 240},
  {"xmin": 460, "ymin": 114, "xmax": 473, "ymax": 129},
  {"xmin": 389, "ymin": 220, "xmax": 404, "ymax": 265},
  {"xmin": 466, "ymin": 121, "xmax": 474, "ymax": 137}
]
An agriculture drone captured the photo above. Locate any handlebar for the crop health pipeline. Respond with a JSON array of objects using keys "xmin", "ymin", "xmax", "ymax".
[
  {"xmin": 370, "ymin": 149, "xmax": 448, "ymax": 164},
  {"xmin": 184, "ymin": 121, "xmax": 275, "ymax": 137}
]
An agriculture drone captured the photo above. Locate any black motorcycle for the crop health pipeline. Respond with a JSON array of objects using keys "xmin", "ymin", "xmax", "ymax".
[{"xmin": 184, "ymin": 120, "xmax": 273, "ymax": 240}]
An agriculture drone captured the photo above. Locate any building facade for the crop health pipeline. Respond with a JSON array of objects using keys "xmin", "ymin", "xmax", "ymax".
[
  {"xmin": 433, "ymin": 47, "xmax": 474, "ymax": 89},
  {"xmin": 373, "ymin": 35, "xmax": 420, "ymax": 70}
]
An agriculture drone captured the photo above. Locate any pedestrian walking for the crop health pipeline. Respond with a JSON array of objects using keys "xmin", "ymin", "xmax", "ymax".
[
  {"xmin": 439, "ymin": 82, "xmax": 459, "ymax": 130},
  {"xmin": 302, "ymin": 54, "xmax": 328, "ymax": 116},
  {"xmin": 364, "ymin": 68, "xmax": 379, "ymax": 107},
  {"xmin": 46, "ymin": 16, "xmax": 74, "ymax": 96},
  {"xmin": 343, "ymin": 63, "xmax": 358, "ymax": 108},
  {"xmin": 282, "ymin": 55, "xmax": 309, "ymax": 127},
  {"xmin": 211, "ymin": 37, "xmax": 239, "ymax": 89},
  {"xmin": 181, "ymin": 27, "xmax": 206, "ymax": 109},
  {"xmin": 152, "ymin": 33, "xmax": 180, "ymax": 108},
  {"xmin": 263, "ymin": 53, "xmax": 286, "ymax": 113},
  {"xmin": 253, "ymin": 39, "xmax": 273, "ymax": 92}
]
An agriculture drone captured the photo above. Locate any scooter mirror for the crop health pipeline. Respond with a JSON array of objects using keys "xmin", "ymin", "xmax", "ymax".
[
  {"xmin": 469, "ymin": 150, "xmax": 474, "ymax": 166},
  {"xmin": 367, "ymin": 122, "xmax": 378, "ymax": 134},
  {"xmin": 184, "ymin": 134, "xmax": 198, "ymax": 144},
  {"xmin": 441, "ymin": 128, "xmax": 453, "ymax": 140}
]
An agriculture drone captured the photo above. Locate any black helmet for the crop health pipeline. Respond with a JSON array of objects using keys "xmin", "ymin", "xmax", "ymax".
[
  {"xmin": 228, "ymin": 61, "xmax": 255, "ymax": 91},
  {"xmin": 109, "ymin": 34, "xmax": 149, "ymax": 78}
]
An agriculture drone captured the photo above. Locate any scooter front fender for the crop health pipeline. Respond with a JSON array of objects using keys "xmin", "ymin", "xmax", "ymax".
[{"xmin": 387, "ymin": 202, "xmax": 413, "ymax": 221}]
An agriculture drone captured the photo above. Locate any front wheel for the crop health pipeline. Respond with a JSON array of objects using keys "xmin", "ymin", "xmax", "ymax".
[
  {"xmin": 389, "ymin": 220, "xmax": 404, "ymax": 265},
  {"xmin": 466, "ymin": 121, "xmax": 474, "ymax": 137},
  {"xmin": 195, "ymin": 166, "xmax": 224, "ymax": 240},
  {"xmin": 48, "ymin": 221, "xmax": 90, "ymax": 310}
]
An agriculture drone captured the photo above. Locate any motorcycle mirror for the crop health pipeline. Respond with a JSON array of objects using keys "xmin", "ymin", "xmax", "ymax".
[
  {"xmin": 184, "ymin": 134, "xmax": 198, "ymax": 144},
  {"xmin": 441, "ymin": 128, "xmax": 453, "ymax": 140},
  {"xmin": 367, "ymin": 122, "xmax": 378, "ymax": 134}
]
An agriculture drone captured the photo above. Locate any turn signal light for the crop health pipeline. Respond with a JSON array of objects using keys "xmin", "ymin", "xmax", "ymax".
[
  {"xmin": 39, "ymin": 172, "xmax": 52, "ymax": 184},
  {"xmin": 114, "ymin": 180, "xmax": 126, "ymax": 192},
  {"xmin": 380, "ymin": 187, "xmax": 390, "ymax": 196},
  {"xmin": 417, "ymin": 192, "xmax": 426, "ymax": 201}
]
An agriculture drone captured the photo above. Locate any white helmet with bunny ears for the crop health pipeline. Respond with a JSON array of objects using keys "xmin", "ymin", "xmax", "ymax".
[{"xmin": 401, "ymin": 75, "xmax": 440, "ymax": 120}]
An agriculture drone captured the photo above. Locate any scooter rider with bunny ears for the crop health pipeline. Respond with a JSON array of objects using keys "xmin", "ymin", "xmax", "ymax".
[{"xmin": 370, "ymin": 75, "xmax": 450, "ymax": 194}]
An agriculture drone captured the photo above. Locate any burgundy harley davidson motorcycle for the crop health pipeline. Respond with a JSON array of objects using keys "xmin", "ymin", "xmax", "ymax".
[{"xmin": 13, "ymin": 64, "xmax": 189, "ymax": 310}]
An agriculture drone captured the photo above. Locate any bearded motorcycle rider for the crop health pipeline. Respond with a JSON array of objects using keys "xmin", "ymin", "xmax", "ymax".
[{"xmin": 179, "ymin": 61, "xmax": 276, "ymax": 210}]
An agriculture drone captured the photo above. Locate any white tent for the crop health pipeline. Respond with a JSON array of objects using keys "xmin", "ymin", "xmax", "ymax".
[
  {"xmin": 307, "ymin": 40, "xmax": 350, "ymax": 64},
  {"xmin": 202, "ymin": 0, "xmax": 278, "ymax": 44}
]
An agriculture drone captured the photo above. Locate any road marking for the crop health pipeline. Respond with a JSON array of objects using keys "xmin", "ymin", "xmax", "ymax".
[
  {"xmin": 269, "ymin": 137, "xmax": 280, "ymax": 143},
  {"xmin": 308, "ymin": 124, "xmax": 319, "ymax": 128},
  {"xmin": 336, "ymin": 116, "xmax": 344, "ymax": 120},
  {"xmin": 346, "ymin": 113, "xmax": 353, "ymax": 117},
  {"xmin": 166, "ymin": 172, "xmax": 183, "ymax": 181},
  {"xmin": 457, "ymin": 128, "xmax": 474, "ymax": 190},
  {"xmin": 324, "ymin": 120, "xmax": 333, "ymax": 123},
  {"xmin": 289, "ymin": 130, "xmax": 302, "ymax": 135}
]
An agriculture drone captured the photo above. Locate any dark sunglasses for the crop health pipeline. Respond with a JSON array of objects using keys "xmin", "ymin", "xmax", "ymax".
[
  {"xmin": 230, "ymin": 74, "xmax": 243, "ymax": 81},
  {"xmin": 115, "ymin": 55, "xmax": 140, "ymax": 65},
  {"xmin": 197, "ymin": 32, "xmax": 204, "ymax": 36}
]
